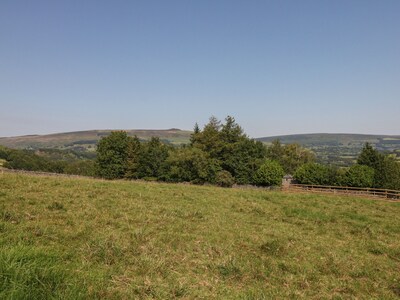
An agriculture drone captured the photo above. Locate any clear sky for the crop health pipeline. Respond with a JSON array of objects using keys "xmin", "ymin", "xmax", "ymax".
[{"xmin": 1, "ymin": 0, "xmax": 399, "ymax": 138}]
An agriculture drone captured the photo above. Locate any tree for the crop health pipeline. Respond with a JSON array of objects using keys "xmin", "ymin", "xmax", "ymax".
[
  {"xmin": 294, "ymin": 163, "xmax": 331, "ymax": 185},
  {"xmin": 192, "ymin": 116, "xmax": 223, "ymax": 158},
  {"xmin": 137, "ymin": 137, "xmax": 169, "ymax": 179},
  {"xmin": 253, "ymin": 160, "xmax": 284, "ymax": 187},
  {"xmin": 266, "ymin": 140, "xmax": 315, "ymax": 174},
  {"xmin": 125, "ymin": 136, "xmax": 141, "ymax": 179},
  {"xmin": 192, "ymin": 116, "xmax": 267, "ymax": 184},
  {"xmin": 376, "ymin": 157, "xmax": 400, "ymax": 190},
  {"xmin": 357, "ymin": 143, "xmax": 400, "ymax": 189},
  {"xmin": 3, "ymin": 148, "xmax": 63, "ymax": 173},
  {"xmin": 342, "ymin": 165, "xmax": 374, "ymax": 188},
  {"xmin": 190, "ymin": 122, "xmax": 200, "ymax": 145},
  {"xmin": 266, "ymin": 140, "xmax": 284, "ymax": 162},
  {"xmin": 222, "ymin": 138, "xmax": 266, "ymax": 184},
  {"xmin": 96, "ymin": 131, "xmax": 130, "ymax": 179},
  {"xmin": 220, "ymin": 116, "xmax": 245, "ymax": 144},
  {"xmin": 357, "ymin": 143, "xmax": 382, "ymax": 169},
  {"xmin": 163, "ymin": 147, "xmax": 220, "ymax": 183}
]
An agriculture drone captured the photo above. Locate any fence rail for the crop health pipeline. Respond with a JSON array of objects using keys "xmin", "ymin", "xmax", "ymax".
[
  {"xmin": 0, "ymin": 167, "xmax": 93, "ymax": 179},
  {"xmin": 287, "ymin": 184, "xmax": 400, "ymax": 200}
]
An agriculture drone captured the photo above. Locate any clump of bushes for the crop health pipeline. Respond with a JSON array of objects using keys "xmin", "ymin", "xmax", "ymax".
[
  {"xmin": 215, "ymin": 171, "xmax": 235, "ymax": 188},
  {"xmin": 253, "ymin": 160, "xmax": 284, "ymax": 187}
]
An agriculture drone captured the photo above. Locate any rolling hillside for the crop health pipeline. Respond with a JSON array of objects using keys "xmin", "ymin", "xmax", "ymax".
[
  {"xmin": 257, "ymin": 133, "xmax": 400, "ymax": 165},
  {"xmin": 1, "ymin": 172, "xmax": 400, "ymax": 298},
  {"xmin": 0, "ymin": 129, "xmax": 192, "ymax": 151}
]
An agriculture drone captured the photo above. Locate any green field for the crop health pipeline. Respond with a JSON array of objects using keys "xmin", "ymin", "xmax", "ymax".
[{"xmin": 1, "ymin": 173, "xmax": 400, "ymax": 299}]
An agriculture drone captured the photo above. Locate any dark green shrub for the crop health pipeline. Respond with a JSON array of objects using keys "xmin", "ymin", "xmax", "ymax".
[
  {"xmin": 163, "ymin": 147, "xmax": 220, "ymax": 184},
  {"xmin": 253, "ymin": 160, "xmax": 284, "ymax": 187},
  {"xmin": 215, "ymin": 170, "xmax": 235, "ymax": 188},
  {"xmin": 96, "ymin": 131, "xmax": 130, "ymax": 179},
  {"xmin": 294, "ymin": 163, "xmax": 331, "ymax": 185},
  {"xmin": 342, "ymin": 165, "xmax": 374, "ymax": 188}
]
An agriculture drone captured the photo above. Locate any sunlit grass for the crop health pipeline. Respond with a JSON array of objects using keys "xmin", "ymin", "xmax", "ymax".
[{"xmin": 1, "ymin": 173, "xmax": 400, "ymax": 299}]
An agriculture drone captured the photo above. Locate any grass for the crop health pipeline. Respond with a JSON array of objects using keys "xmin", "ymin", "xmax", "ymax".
[{"xmin": 1, "ymin": 173, "xmax": 400, "ymax": 299}]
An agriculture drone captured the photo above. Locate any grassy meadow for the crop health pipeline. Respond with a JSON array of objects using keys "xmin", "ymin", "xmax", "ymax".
[{"xmin": 1, "ymin": 173, "xmax": 400, "ymax": 299}]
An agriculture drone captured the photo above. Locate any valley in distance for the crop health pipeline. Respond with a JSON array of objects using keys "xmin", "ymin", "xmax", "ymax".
[{"xmin": 1, "ymin": 129, "xmax": 399, "ymax": 166}]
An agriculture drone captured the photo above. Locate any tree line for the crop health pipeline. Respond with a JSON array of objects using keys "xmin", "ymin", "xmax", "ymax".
[
  {"xmin": 95, "ymin": 116, "xmax": 399, "ymax": 189},
  {"xmin": 1, "ymin": 116, "xmax": 399, "ymax": 190},
  {"xmin": 293, "ymin": 143, "xmax": 400, "ymax": 190},
  {"xmin": 96, "ymin": 116, "xmax": 285, "ymax": 187},
  {"xmin": 0, "ymin": 146, "xmax": 96, "ymax": 176}
]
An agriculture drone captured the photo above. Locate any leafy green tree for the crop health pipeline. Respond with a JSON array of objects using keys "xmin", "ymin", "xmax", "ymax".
[
  {"xmin": 220, "ymin": 115, "xmax": 245, "ymax": 144},
  {"xmin": 266, "ymin": 140, "xmax": 315, "ymax": 174},
  {"xmin": 294, "ymin": 163, "xmax": 331, "ymax": 185},
  {"xmin": 124, "ymin": 136, "xmax": 141, "ymax": 179},
  {"xmin": 190, "ymin": 122, "xmax": 200, "ymax": 145},
  {"xmin": 342, "ymin": 165, "xmax": 374, "ymax": 188},
  {"xmin": 3, "ymin": 149, "xmax": 63, "ymax": 173},
  {"xmin": 0, "ymin": 146, "xmax": 10, "ymax": 160},
  {"xmin": 357, "ymin": 143, "xmax": 400, "ymax": 189},
  {"xmin": 222, "ymin": 138, "xmax": 266, "ymax": 184},
  {"xmin": 253, "ymin": 160, "xmax": 284, "ymax": 187},
  {"xmin": 192, "ymin": 116, "xmax": 267, "ymax": 184},
  {"xmin": 376, "ymin": 157, "xmax": 400, "ymax": 190},
  {"xmin": 357, "ymin": 143, "xmax": 382, "ymax": 169},
  {"xmin": 192, "ymin": 116, "xmax": 224, "ymax": 158},
  {"xmin": 137, "ymin": 137, "xmax": 169, "ymax": 179},
  {"xmin": 266, "ymin": 140, "xmax": 284, "ymax": 162},
  {"xmin": 96, "ymin": 131, "xmax": 130, "ymax": 179},
  {"xmin": 163, "ymin": 147, "xmax": 220, "ymax": 183}
]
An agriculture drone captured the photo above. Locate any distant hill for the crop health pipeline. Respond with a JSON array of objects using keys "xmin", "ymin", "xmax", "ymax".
[
  {"xmin": 1, "ymin": 131, "xmax": 399, "ymax": 166},
  {"xmin": 257, "ymin": 133, "xmax": 400, "ymax": 166},
  {"xmin": 0, "ymin": 129, "xmax": 192, "ymax": 151}
]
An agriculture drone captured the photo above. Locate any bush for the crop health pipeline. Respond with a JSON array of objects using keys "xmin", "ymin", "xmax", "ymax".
[
  {"xmin": 294, "ymin": 163, "xmax": 331, "ymax": 185},
  {"xmin": 163, "ymin": 147, "xmax": 220, "ymax": 184},
  {"xmin": 253, "ymin": 160, "xmax": 284, "ymax": 187},
  {"xmin": 342, "ymin": 165, "xmax": 374, "ymax": 188},
  {"xmin": 96, "ymin": 131, "xmax": 130, "ymax": 179},
  {"xmin": 215, "ymin": 170, "xmax": 235, "ymax": 188}
]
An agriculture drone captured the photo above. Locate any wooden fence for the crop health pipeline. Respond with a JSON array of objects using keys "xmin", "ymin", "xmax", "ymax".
[
  {"xmin": 0, "ymin": 167, "xmax": 93, "ymax": 179},
  {"xmin": 286, "ymin": 184, "xmax": 400, "ymax": 200}
]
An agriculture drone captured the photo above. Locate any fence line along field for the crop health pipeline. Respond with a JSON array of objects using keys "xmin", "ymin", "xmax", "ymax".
[
  {"xmin": 286, "ymin": 183, "xmax": 400, "ymax": 200},
  {"xmin": 1, "ymin": 173, "xmax": 400, "ymax": 299}
]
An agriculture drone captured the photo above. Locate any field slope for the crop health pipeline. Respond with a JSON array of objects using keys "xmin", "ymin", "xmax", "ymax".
[{"xmin": 1, "ymin": 173, "xmax": 400, "ymax": 299}]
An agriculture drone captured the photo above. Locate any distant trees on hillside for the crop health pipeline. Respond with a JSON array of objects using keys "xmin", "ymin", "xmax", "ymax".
[
  {"xmin": 3, "ymin": 116, "xmax": 398, "ymax": 191},
  {"xmin": 293, "ymin": 143, "xmax": 400, "ymax": 190},
  {"xmin": 266, "ymin": 140, "xmax": 315, "ymax": 174},
  {"xmin": 94, "ymin": 116, "xmax": 317, "ymax": 187},
  {"xmin": 95, "ymin": 116, "xmax": 266, "ymax": 185},
  {"xmin": 0, "ymin": 145, "xmax": 95, "ymax": 176},
  {"xmin": 357, "ymin": 143, "xmax": 400, "ymax": 190}
]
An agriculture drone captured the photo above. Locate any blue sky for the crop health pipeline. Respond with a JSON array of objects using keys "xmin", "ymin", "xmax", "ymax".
[{"xmin": 1, "ymin": 0, "xmax": 399, "ymax": 137}]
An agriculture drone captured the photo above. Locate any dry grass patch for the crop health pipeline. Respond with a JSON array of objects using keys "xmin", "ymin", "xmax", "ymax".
[{"xmin": 1, "ymin": 173, "xmax": 400, "ymax": 299}]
